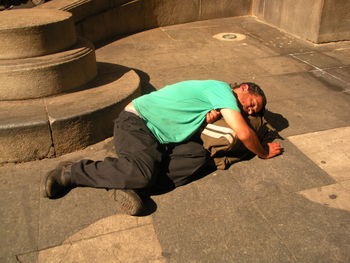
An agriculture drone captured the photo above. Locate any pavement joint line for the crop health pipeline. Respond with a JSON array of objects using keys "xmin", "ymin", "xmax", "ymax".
[
  {"xmin": 290, "ymin": 53, "xmax": 350, "ymax": 87},
  {"xmin": 287, "ymin": 126, "xmax": 350, "ymax": 184},
  {"xmin": 297, "ymin": 182, "xmax": 350, "ymax": 194},
  {"xmin": 241, "ymin": 30, "xmax": 265, "ymax": 44},
  {"xmin": 36, "ymin": 174, "xmax": 43, "ymax": 257},
  {"xmin": 15, "ymin": 242, "xmax": 71, "ymax": 261},
  {"xmin": 62, "ymin": 221, "xmax": 154, "ymax": 245},
  {"xmin": 38, "ymin": 171, "xmax": 48, "ymax": 258},
  {"xmin": 313, "ymin": 65, "xmax": 350, "ymax": 71},
  {"xmin": 288, "ymin": 51, "xmax": 315, "ymax": 55},
  {"xmin": 286, "ymin": 125, "xmax": 350, "ymax": 138},
  {"xmin": 163, "ymin": 24, "xmax": 220, "ymax": 30},
  {"xmin": 252, "ymin": 200, "xmax": 299, "ymax": 262},
  {"xmin": 56, "ymin": 242, "xmax": 72, "ymax": 263},
  {"xmin": 136, "ymin": 216, "xmax": 152, "ymax": 226},
  {"xmin": 287, "ymin": 125, "xmax": 350, "ymax": 138},
  {"xmin": 214, "ymin": 189, "xmax": 321, "ymax": 208},
  {"xmin": 57, "ymin": 243, "xmax": 72, "ymax": 263},
  {"xmin": 17, "ymin": 222, "xmax": 155, "ymax": 258},
  {"xmin": 297, "ymin": 183, "xmax": 350, "ymax": 215},
  {"xmin": 289, "ymin": 53, "xmax": 321, "ymax": 71},
  {"xmin": 159, "ymin": 27, "xmax": 176, "ymax": 41}
]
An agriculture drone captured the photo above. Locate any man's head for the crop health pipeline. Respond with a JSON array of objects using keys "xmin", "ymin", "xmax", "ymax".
[{"xmin": 230, "ymin": 82, "xmax": 267, "ymax": 116}]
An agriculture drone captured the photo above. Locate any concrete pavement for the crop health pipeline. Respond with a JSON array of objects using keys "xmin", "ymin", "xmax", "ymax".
[{"xmin": 1, "ymin": 16, "xmax": 350, "ymax": 262}]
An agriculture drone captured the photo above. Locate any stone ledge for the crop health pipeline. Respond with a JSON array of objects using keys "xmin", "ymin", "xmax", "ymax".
[
  {"xmin": 0, "ymin": 69, "xmax": 140, "ymax": 163},
  {"xmin": 47, "ymin": 70, "xmax": 141, "ymax": 156},
  {"xmin": 0, "ymin": 99, "xmax": 53, "ymax": 163}
]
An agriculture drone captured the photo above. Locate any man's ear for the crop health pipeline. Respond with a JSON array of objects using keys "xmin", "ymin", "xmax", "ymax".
[{"xmin": 240, "ymin": 84, "xmax": 249, "ymax": 92}]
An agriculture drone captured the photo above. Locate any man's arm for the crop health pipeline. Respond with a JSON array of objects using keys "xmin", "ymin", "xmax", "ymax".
[{"xmin": 220, "ymin": 108, "xmax": 281, "ymax": 159}]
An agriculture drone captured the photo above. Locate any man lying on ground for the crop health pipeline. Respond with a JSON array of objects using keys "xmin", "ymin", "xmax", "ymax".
[{"xmin": 44, "ymin": 81, "xmax": 282, "ymax": 215}]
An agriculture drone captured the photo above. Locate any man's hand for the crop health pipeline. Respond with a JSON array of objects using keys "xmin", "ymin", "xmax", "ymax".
[
  {"xmin": 220, "ymin": 108, "xmax": 283, "ymax": 159},
  {"xmin": 206, "ymin": 109, "xmax": 221, "ymax": 123},
  {"xmin": 262, "ymin": 142, "xmax": 282, "ymax": 159}
]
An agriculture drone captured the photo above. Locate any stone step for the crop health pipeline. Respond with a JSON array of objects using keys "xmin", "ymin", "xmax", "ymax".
[
  {"xmin": 0, "ymin": 69, "xmax": 141, "ymax": 163},
  {"xmin": 0, "ymin": 9, "xmax": 76, "ymax": 59},
  {"xmin": 0, "ymin": 38, "xmax": 97, "ymax": 100}
]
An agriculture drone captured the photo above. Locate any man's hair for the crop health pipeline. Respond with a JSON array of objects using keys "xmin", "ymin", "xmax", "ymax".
[{"xmin": 230, "ymin": 82, "xmax": 267, "ymax": 115}]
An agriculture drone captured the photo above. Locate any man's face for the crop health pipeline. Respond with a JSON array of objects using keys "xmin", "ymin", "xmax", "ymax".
[{"xmin": 237, "ymin": 92, "xmax": 263, "ymax": 115}]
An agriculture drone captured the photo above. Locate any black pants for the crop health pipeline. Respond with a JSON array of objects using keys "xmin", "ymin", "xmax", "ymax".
[{"xmin": 70, "ymin": 111, "xmax": 211, "ymax": 192}]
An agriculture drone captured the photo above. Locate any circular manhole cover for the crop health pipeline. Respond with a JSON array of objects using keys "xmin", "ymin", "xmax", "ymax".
[{"xmin": 213, "ymin": 33, "xmax": 246, "ymax": 41}]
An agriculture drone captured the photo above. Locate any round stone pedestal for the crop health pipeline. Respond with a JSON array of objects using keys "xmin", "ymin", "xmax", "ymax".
[
  {"xmin": 0, "ymin": 38, "xmax": 97, "ymax": 100},
  {"xmin": 0, "ymin": 9, "xmax": 76, "ymax": 59}
]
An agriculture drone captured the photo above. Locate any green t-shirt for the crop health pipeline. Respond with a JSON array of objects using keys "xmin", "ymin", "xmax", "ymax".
[{"xmin": 133, "ymin": 80, "xmax": 240, "ymax": 143}]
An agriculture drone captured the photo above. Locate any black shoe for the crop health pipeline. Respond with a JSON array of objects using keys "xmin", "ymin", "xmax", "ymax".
[
  {"xmin": 44, "ymin": 161, "xmax": 75, "ymax": 199},
  {"xmin": 114, "ymin": 189, "xmax": 144, "ymax": 216}
]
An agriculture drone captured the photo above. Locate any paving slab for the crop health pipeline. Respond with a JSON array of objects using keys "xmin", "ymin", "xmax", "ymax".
[
  {"xmin": 298, "ymin": 183, "xmax": 350, "ymax": 212},
  {"xmin": 19, "ymin": 222, "xmax": 165, "ymax": 263},
  {"xmin": 146, "ymin": 64, "xmax": 214, "ymax": 90},
  {"xmin": 252, "ymin": 71, "xmax": 346, "ymax": 103},
  {"xmin": 340, "ymin": 180, "xmax": 350, "ymax": 191},
  {"xmin": 38, "ymin": 187, "xmax": 117, "ymax": 249},
  {"xmin": 150, "ymin": 138, "xmax": 338, "ymax": 262},
  {"xmin": 0, "ymin": 163, "xmax": 41, "ymax": 262},
  {"xmin": 323, "ymin": 47, "xmax": 350, "ymax": 65},
  {"xmin": 225, "ymin": 139, "xmax": 336, "ymax": 198},
  {"xmin": 63, "ymin": 214, "xmax": 153, "ymax": 243},
  {"xmin": 153, "ymin": 191, "xmax": 296, "ymax": 262},
  {"xmin": 254, "ymin": 193, "xmax": 350, "ymax": 263},
  {"xmin": 309, "ymin": 69, "xmax": 350, "ymax": 92},
  {"xmin": 288, "ymin": 127, "xmax": 350, "ymax": 182},
  {"xmin": 292, "ymin": 51, "xmax": 350, "ymax": 69},
  {"xmin": 323, "ymin": 66, "xmax": 350, "ymax": 90},
  {"xmin": 253, "ymin": 55, "xmax": 314, "ymax": 75},
  {"xmin": 0, "ymin": 138, "xmax": 112, "ymax": 261},
  {"xmin": 267, "ymin": 91, "xmax": 350, "ymax": 137}
]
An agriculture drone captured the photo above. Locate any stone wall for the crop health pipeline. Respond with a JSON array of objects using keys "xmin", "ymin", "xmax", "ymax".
[
  {"xmin": 39, "ymin": 0, "xmax": 252, "ymax": 44},
  {"xmin": 252, "ymin": 0, "xmax": 350, "ymax": 43},
  {"xmin": 318, "ymin": 0, "xmax": 350, "ymax": 43}
]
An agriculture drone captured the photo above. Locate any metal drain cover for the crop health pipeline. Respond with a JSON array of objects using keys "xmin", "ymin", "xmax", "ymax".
[
  {"xmin": 213, "ymin": 33, "xmax": 246, "ymax": 41},
  {"xmin": 223, "ymin": 34, "xmax": 237, "ymax": 39}
]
